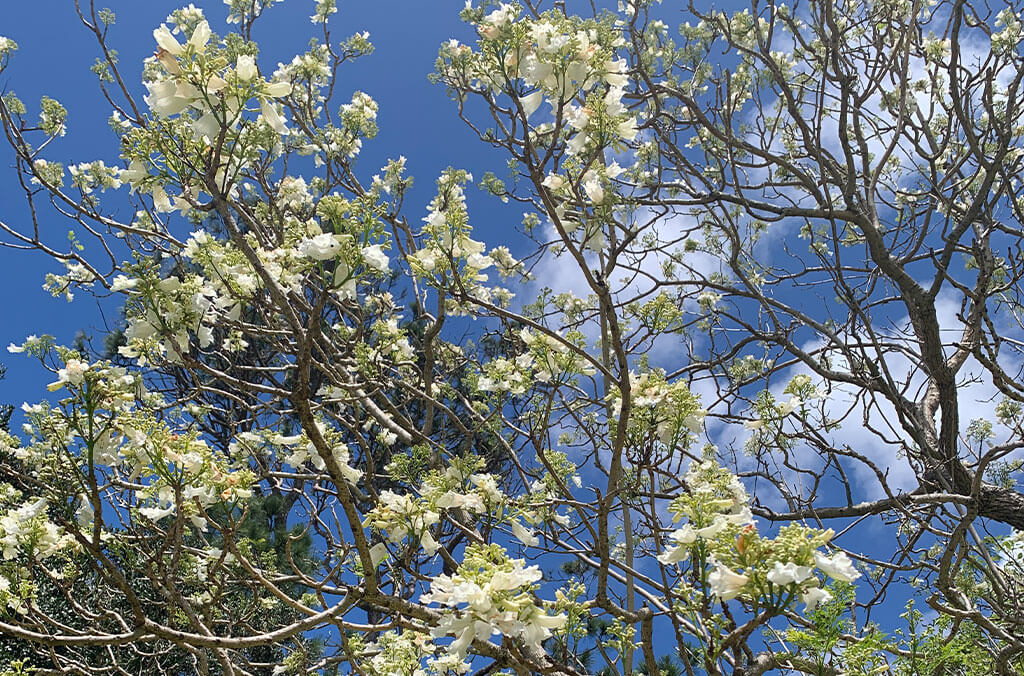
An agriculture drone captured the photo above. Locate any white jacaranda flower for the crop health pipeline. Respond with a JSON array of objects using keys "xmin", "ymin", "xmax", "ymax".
[
  {"xmin": 144, "ymin": 80, "xmax": 191, "ymax": 117},
  {"xmin": 583, "ymin": 177, "xmax": 605, "ymax": 204},
  {"xmin": 139, "ymin": 504, "xmax": 176, "ymax": 521},
  {"xmin": 298, "ymin": 233, "xmax": 342, "ymax": 260},
  {"xmin": 813, "ymin": 551, "xmax": 861, "ymax": 582},
  {"xmin": 604, "ymin": 86, "xmax": 626, "ymax": 115},
  {"xmin": 511, "ymin": 519, "xmax": 539, "ymax": 546},
  {"xmin": 670, "ymin": 524, "xmax": 698, "ymax": 545},
  {"xmin": 410, "ymin": 248, "xmax": 438, "ymax": 272},
  {"xmin": 724, "ymin": 507, "xmax": 754, "ymax": 526},
  {"xmin": 122, "ymin": 160, "xmax": 148, "ymax": 189},
  {"xmin": 696, "ymin": 515, "xmax": 728, "ymax": 539},
  {"xmin": 617, "ymin": 117, "xmax": 638, "ymax": 141},
  {"xmin": 21, "ymin": 498, "xmax": 48, "ymax": 520},
  {"xmin": 604, "ymin": 58, "xmax": 629, "ymax": 87},
  {"xmin": 361, "ymin": 244, "xmax": 389, "ymax": 272},
  {"xmin": 566, "ymin": 132, "xmax": 589, "ymax": 155},
  {"xmin": 542, "ymin": 174, "xmax": 564, "ymax": 190},
  {"xmin": 520, "ymin": 54, "xmax": 555, "ymax": 89},
  {"xmin": 778, "ymin": 396, "xmax": 803, "ymax": 415},
  {"xmin": 0, "ymin": 37, "xmax": 18, "ymax": 57},
  {"xmin": 708, "ymin": 563, "xmax": 749, "ymax": 600},
  {"xmin": 766, "ymin": 561, "xmax": 814, "ymax": 586},
  {"xmin": 521, "ymin": 610, "xmax": 568, "ymax": 647},
  {"xmin": 802, "ymin": 586, "xmax": 832, "ymax": 612},
  {"xmin": 189, "ymin": 20, "xmax": 211, "ymax": 50},
  {"xmin": 334, "ymin": 262, "xmax": 357, "ymax": 299},
  {"xmin": 264, "ymin": 81, "xmax": 292, "ymax": 98},
  {"xmin": 369, "ymin": 542, "xmax": 388, "ymax": 567},
  {"xmin": 605, "ymin": 161, "xmax": 625, "ymax": 179},
  {"xmin": 74, "ymin": 496, "xmax": 94, "ymax": 529},
  {"xmin": 236, "ymin": 54, "xmax": 257, "ymax": 81},
  {"xmin": 565, "ymin": 105, "xmax": 590, "ymax": 130},
  {"xmin": 421, "ymin": 529, "xmax": 440, "ymax": 555},
  {"xmin": 153, "ymin": 25, "xmax": 184, "ymax": 56},
  {"xmin": 520, "ymin": 91, "xmax": 543, "ymax": 119},
  {"xmin": 58, "ymin": 359, "xmax": 88, "ymax": 386},
  {"xmin": 192, "ymin": 111, "xmax": 220, "ymax": 141},
  {"xmin": 657, "ymin": 524, "xmax": 697, "ymax": 564},
  {"xmin": 260, "ymin": 100, "xmax": 287, "ymax": 134},
  {"xmin": 204, "ymin": 74, "xmax": 227, "ymax": 94},
  {"xmin": 111, "ymin": 275, "xmax": 138, "ymax": 292},
  {"xmin": 479, "ymin": 2, "xmax": 516, "ymax": 39},
  {"xmin": 466, "ymin": 252, "xmax": 493, "ymax": 270}
]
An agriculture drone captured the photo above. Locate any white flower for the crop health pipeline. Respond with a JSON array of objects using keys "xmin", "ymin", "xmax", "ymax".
[
  {"xmin": 708, "ymin": 563, "xmax": 748, "ymax": 601},
  {"xmin": 192, "ymin": 111, "xmax": 220, "ymax": 141},
  {"xmin": 565, "ymin": 105, "xmax": 590, "ymax": 130},
  {"xmin": 778, "ymin": 396, "xmax": 803, "ymax": 415},
  {"xmin": 144, "ymin": 79, "xmax": 191, "ymax": 117},
  {"xmin": 583, "ymin": 178, "xmax": 605, "ymax": 204},
  {"xmin": 723, "ymin": 507, "xmax": 754, "ymax": 526},
  {"xmin": 139, "ymin": 504, "xmax": 176, "ymax": 521},
  {"xmin": 420, "ymin": 529, "xmax": 440, "ymax": 555},
  {"xmin": 802, "ymin": 586, "xmax": 832, "ymax": 612},
  {"xmin": 189, "ymin": 21, "xmax": 211, "ymax": 50},
  {"xmin": 236, "ymin": 54, "xmax": 257, "ymax": 81},
  {"xmin": 542, "ymin": 174, "xmax": 564, "ymax": 190},
  {"xmin": 466, "ymin": 252, "xmax": 493, "ymax": 270},
  {"xmin": 297, "ymin": 233, "xmax": 341, "ymax": 260},
  {"xmin": 566, "ymin": 132, "xmax": 589, "ymax": 155},
  {"xmin": 264, "ymin": 81, "xmax": 293, "ymax": 98},
  {"xmin": 260, "ymin": 100, "xmax": 288, "ymax": 134},
  {"xmin": 410, "ymin": 248, "xmax": 438, "ymax": 272},
  {"xmin": 511, "ymin": 519, "xmax": 539, "ymax": 547},
  {"xmin": 696, "ymin": 515, "xmax": 728, "ymax": 539},
  {"xmin": 122, "ymin": 160, "xmax": 148, "ymax": 189},
  {"xmin": 153, "ymin": 25, "xmax": 183, "ymax": 56},
  {"xmin": 361, "ymin": 244, "xmax": 390, "ymax": 272},
  {"xmin": 767, "ymin": 561, "xmax": 814, "ymax": 586},
  {"xmin": 616, "ymin": 117, "xmax": 638, "ymax": 141},
  {"xmin": 483, "ymin": 3, "xmax": 516, "ymax": 30},
  {"xmin": 519, "ymin": 91, "xmax": 544, "ymax": 119},
  {"xmin": 604, "ymin": 58, "xmax": 629, "ymax": 87},
  {"xmin": 813, "ymin": 551, "xmax": 860, "ymax": 582},
  {"xmin": 369, "ymin": 542, "xmax": 388, "ymax": 567},
  {"xmin": 58, "ymin": 359, "xmax": 89, "ymax": 386},
  {"xmin": 520, "ymin": 54, "xmax": 555, "ymax": 89},
  {"xmin": 657, "ymin": 525, "xmax": 697, "ymax": 564}
]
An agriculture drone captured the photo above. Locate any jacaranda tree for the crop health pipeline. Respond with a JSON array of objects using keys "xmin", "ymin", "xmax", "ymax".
[{"xmin": 1, "ymin": 0, "xmax": 1023, "ymax": 673}]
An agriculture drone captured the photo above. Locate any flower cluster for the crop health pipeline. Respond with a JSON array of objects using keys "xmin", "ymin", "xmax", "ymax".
[
  {"xmin": 420, "ymin": 544, "xmax": 566, "ymax": 660},
  {"xmin": 659, "ymin": 457, "xmax": 861, "ymax": 613},
  {"xmin": 366, "ymin": 457, "xmax": 506, "ymax": 559},
  {"xmin": 440, "ymin": 5, "xmax": 639, "ymax": 160},
  {"xmin": 610, "ymin": 370, "xmax": 706, "ymax": 450},
  {"xmin": 411, "ymin": 169, "xmax": 525, "ymax": 312},
  {"xmin": 0, "ymin": 498, "xmax": 76, "ymax": 561}
]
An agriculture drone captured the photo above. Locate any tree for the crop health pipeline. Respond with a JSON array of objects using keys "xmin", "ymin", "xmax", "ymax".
[{"xmin": 0, "ymin": 0, "xmax": 1023, "ymax": 674}]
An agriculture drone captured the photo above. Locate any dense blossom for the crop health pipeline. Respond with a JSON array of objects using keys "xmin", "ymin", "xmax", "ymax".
[{"xmin": 0, "ymin": 0, "xmax": 1020, "ymax": 673}]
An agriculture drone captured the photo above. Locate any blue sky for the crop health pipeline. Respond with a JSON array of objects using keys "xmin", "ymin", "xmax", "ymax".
[{"xmin": 0, "ymin": 0, "xmax": 513, "ymax": 402}]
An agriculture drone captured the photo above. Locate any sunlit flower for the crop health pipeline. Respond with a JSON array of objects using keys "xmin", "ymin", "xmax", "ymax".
[
  {"xmin": 802, "ymin": 586, "xmax": 832, "ymax": 611},
  {"xmin": 813, "ymin": 551, "xmax": 860, "ymax": 582},
  {"xmin": 708, "ymin": 563, "xmax": 748, "ymax": 600},
  {"xmin": 767, "ymin": 561, "xmax": 814, "ymax": 586}
]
